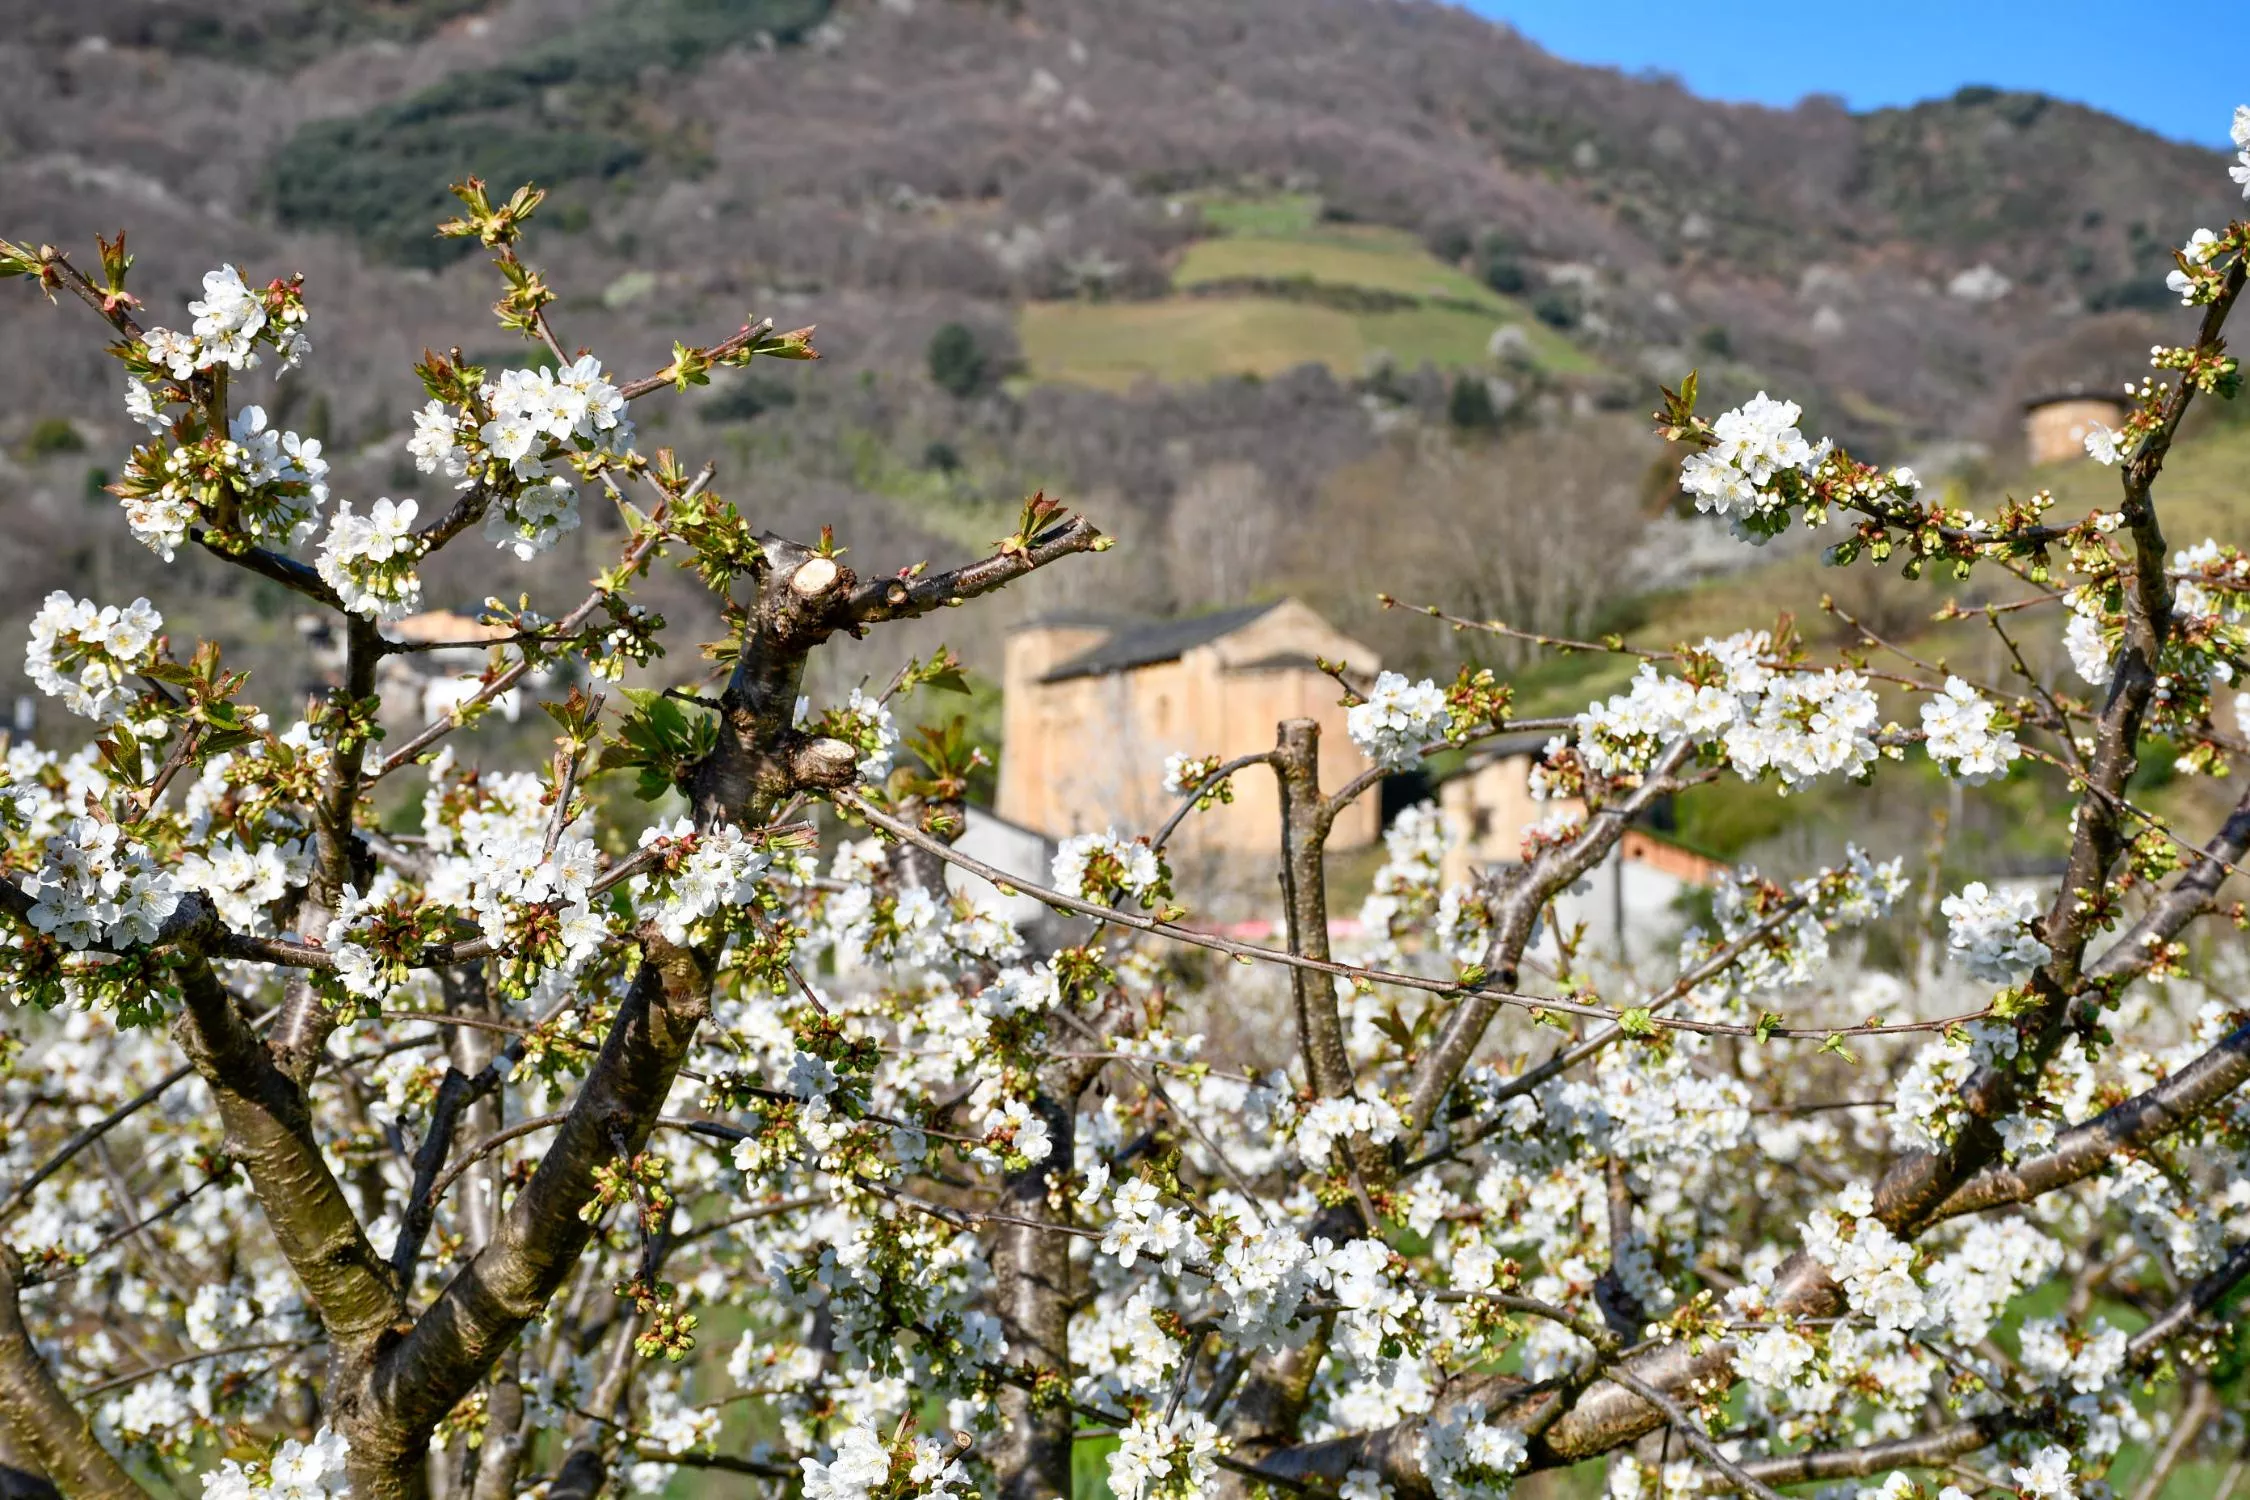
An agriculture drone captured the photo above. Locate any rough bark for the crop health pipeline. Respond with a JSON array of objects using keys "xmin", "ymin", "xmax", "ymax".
[
  {"xmin": 1273, "ymin": 720, "xmax": 1355, "ymax": 1105},
  {"xmin": 0, "ymin": 1250, "xmax": 151, "ymax": 1500},
  {"xmin": 1219, "ymin": 723, "xmax": 1359, "ymax": 1490},
  {"xmin": 361, "ymin": 937, "xmax": 711, "ymax": 1489},
  {"xmin": 1929, "ymin": 1015, "xmax": 2250, "ymax": 1223},
  {"xmin": 1403, "ymin": 738, "xmax": 1695, "ymax": 1137},
  {"xmin": 171, "ymin": 958, "xmax": 402, "ymax": 1348}
]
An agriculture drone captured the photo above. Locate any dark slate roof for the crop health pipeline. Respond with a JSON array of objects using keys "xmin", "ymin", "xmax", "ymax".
[
  {"xmin": 1041, "ymin": 602, "xmax": 1281, "ymax": 682},
  {"xmin": 2021, "ymin": 383, "xmax": 2129, "ymax": 411}
]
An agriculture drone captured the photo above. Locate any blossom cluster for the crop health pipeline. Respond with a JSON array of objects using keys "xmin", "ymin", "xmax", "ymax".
[
  {"xmin": 25, "ymin": 591, "xmax": 163, "ymax": 723},
  {"xmin": 1348, "ymin": 671, "xmax": 1452, "ymax": 771},
  {"xmin": 113, "ymin": 402, "xmax": 329, "ymax": 559},
  {"xmin": 1052, "ymin": 829, "xmax": 1166, "ymax": 908},
  {"xmin": 799, "ymin": 1423, "xmax": 892, "ymax": 1500},
  {"xmin": 1917, "ymin": 677, "xmax": 2019, "ymax": 784},
  {"xmin": 2234, "ymin": 104, "xmax": 2250, "ymax": 198},
  {"xmin": 198, "ymin": 1426, "xmax": 350, "ymax": 1500},
  {"xmin": 19, "ymin": 816, "xmax": 181, "ymax": 950},
  {"xmin": 635, "ymin": 819, "xmax": 774, "ymax": 944},
  {"xmin": 1108, "ymin": 1410, "xmax": 1223, "ymax": 1500},
  {"xmin": 1676, "ymin": 392, "xmax": 1820, "ymax": 517},
  {"xmin": 1940, "ymin": 882, "xmax": 2051, "ymax": 986},
  {"xmin": 1801, "ymin": 1196, "xmax": 1923, "ymax": 1331},
  {"xmin": 1575, "ymin": 632, "xmax": 1885, "ymax": 790},
  {"xmin": 315, "ymin": 498, "xmax": 424, "ymax": 621},
  {"xmin": 178, "ymin": 835, "xmax": 305, "ymax": 933},
  {"xmin": 1292, "ymin": 1090, "xmax": 1405, "ymax": 1167},
  {"xmin": 140, "ymin": 264, "xmax": 310, "ymax": 384},
  {"xmin": 2062, "ymin": 587, "xmax": 2115, "ymax": 686},
  {"xmin": 407, "ymin": 356, "xmax": 632, "ymax": 561},
  {"xmin": 1095, "ymin": 1174, "xmax": 1191, "ymax": 1271},
  {"xmin": 1421, "ymin": 1401, "xmax": 1528, "ymax": 1500}
]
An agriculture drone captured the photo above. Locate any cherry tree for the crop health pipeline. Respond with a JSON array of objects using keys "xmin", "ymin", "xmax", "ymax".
[{"xmin": 1, "ymin": 108, "xmax": 2249, "ymax": 1500}]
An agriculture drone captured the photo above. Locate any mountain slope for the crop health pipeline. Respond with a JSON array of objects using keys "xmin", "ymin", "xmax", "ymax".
[{"xmin": 0, "ymin": 0, "xmax": 2239, "ymax": 715}]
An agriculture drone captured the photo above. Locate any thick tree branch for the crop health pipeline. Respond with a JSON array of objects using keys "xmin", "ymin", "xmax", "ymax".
[
  {"xmin": 193, "ymin": 531, "xmax": 345, "ymax": 611},
  {"xmin": 989, "ymin": 1089, "xmax": 1079, "ymax": 1500},
  {"xmin": 0, "ymin": 1248, "xmax": 153, "ymax": 1500},
  {"xmin": 1928, "ymin": 1014, "xmax": 2250, "ymax": 1223},
  {"xmin": 368, "ymin": 937, "xmax": 709, "ymax": 1452},
  {"xmin": 2084, "ymin": 783, "xmax": 2250, "ymax": 985},
  {"xmin": 170, "ymin": 956, "xmax": 400, "ymax": 1346},
  {"xmin": 1694, "ymin": 1420, "xmax": 1995, "ymax": 1493},
  {"xmin": 1404, "ymin": 737, "xmax": 1697, "ymax": 1136},
  {"xmin": 390, "ymin": 1066, "xmax": 501, "ymax": 1287},
  {"xmin": 1274, "ymin": 720, "xmax": 1355, "ymax": 1106},
  {"xmin": 2126, "ymin": 1233, "xmax": 2250, "ymax": 1362}
]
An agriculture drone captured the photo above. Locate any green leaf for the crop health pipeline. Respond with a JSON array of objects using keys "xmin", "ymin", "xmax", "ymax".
[
  {"xmin": 1371, "ymin": 1007, "xmax": 1416, "ymax": 1053},
  {"xmin": 1617, "ymin": 1007, "xmax": 1656, "ymax": 1039},
  {"xmin": 1754, "ymin": 1011, "xmax": 1785, "ymax": 1044},
  {"xmin": 198, "ymin": 730, "xmax": 260, "ymax": 761},
  {"xmin": 97, "ymin": 730, "xmax": 145, "ymax": 785},
  {"xmin": 602, "ymin": 686, "xmax": 718, "ymax": 800}
]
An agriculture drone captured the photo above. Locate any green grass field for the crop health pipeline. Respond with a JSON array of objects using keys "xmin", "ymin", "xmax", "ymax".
[
  {"xmin": 1173, "ymin": 226, "xmax": 1502, "ymax": 308},
  {"xmin": 1016, "ymin": 196, "xmax": 1597, "ymax": 389},
  {"xmin": 1192, "ymin": 191, "xmax": 1326, "ymax": 237},
  {"xmin": 1019, "ymin": 296, "xmax": 1538, "ymax": 390}
]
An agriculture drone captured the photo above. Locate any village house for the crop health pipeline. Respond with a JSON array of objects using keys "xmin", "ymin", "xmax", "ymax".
[
  {"xmin": 2022, "ymin": 384, "xmax": 2130, "ymax": 466},
  {"xmin": 949, "ymin": 805, "xmax": 1059, "ymax": 932},
  {"xmin": 998, "ymin": 599, "xmax": 1383, "ymax": 855},
  {"xmin": 297, "ymin": 609, "xmax": 535, "ymax": 733},
  {"xmin": 1438, "ymin": 739, "xmax": 1729, "ymax": 960}
]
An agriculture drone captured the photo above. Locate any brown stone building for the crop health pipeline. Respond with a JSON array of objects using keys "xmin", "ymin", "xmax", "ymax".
[
  {"xmin": 301, "ymin": 609, "xmax": 532, "ymax": 734},
  {"xmin": 1438, "ymin": 741, "xmax": 1728, "ymax": 959},
  {"xmin": 2023, "ymin": 387, "xmax": 2129, "ymax": 466},
  {"xmin": 998, "ymin": 600, "xmax": 1383, "ymax": 854},
  {"xmin": 1438, "ymin": 741, "xmax": 1730, "ymax": 885}
]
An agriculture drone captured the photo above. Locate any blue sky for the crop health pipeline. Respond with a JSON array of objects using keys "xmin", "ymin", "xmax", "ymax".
[{"xmin": 1461, "ymin": 1, "xmax": 2242, "ymax": 148}]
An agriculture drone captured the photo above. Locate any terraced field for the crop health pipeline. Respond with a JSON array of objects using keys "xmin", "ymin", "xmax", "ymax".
[{"xmin": 1018, "ymin": 198, "xmax": 1596, "ymax": 390}]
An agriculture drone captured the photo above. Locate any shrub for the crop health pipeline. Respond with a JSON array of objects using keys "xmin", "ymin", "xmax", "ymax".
[
  {"xmin": 20, "ymin": 416, "xmax": 83, "ymax": 458},
  {"xmin": 702, "ymin": 375, "xmax": 799, "ymax": 424},
  {"xmin": 1480, "ymin": 249, "xmax": 1528, "ymax": 295},
  {"xmin": 926, "ymin": 322, "xmax": 989, "ymax": 398},
  {"xmin": 1424, "ymin": 222, "xmax": 1473, "ymax": 264},
  {"xmin": 1446, "ymin": 373, "xmax": 1498, "ymax": 431},
  {"xmin": 1532, "ymin": 287, "xmax": 1582, "ymax": 329}
]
